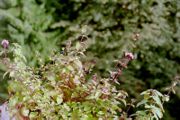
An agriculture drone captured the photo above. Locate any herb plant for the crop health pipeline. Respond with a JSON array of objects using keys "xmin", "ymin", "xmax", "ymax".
[{"xmin": 0, "ymin": 39, "xmax": 179, "ymax": 120}]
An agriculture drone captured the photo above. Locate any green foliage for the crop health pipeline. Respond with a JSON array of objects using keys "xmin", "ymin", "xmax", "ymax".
[
  {"xmin": 1, "ymin": 0, "xmax": 179, "ymax": 93},
  {"xmin": 135, "ymin": 89, "xmax": 166, "ymax": 120},
  {"xmin": 0, "ymin": 0, "xmax": 61, "ymax": 66},
  {"xmin": 4, "ymin": 43, "xmax": 173, "ymax": 119},
  {"xmin": 40, "ymin": 1, "xmax": 180, "ymax": 118},
  {"xmin": 31, "ymin": 0, "xmax": 180, "ymax": 98},
  {"xmin": 7, "ymin": 43, "xmax": 126, "ymax": 119},
  {"xmin": 0, "ymin": 0, "xmax": 61, "ymax": 101},
  {"xmin": 0, "ymin": 0, "xmax": 180, "ymax": 119}
]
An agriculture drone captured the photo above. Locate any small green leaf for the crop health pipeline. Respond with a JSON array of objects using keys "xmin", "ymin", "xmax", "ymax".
[
  {"xmin": 151, "ymin": 106, "xmax": 163, "ymax": 119},
  {"xmin": 153, "ymin": 90, "xmax": 163, "ymax": 97},
  {"xmin": 136, "ymin": 99, "xmax": 147, "ymax": 107},
  {"xmin": 21, "ymin": 107, "xmax": 29, "ymax": 117},
  {"xmin": 94, "ymin": 91, "xmax": 101, "ymax": 99},
  {"xmin": 152, "ymin": 95, "xmax": 164, "ymax": 112},
  {"xmin": 29, "ymin": 112, "xmax": 39, "ymax": 119},
  {"xmin": 56, "ymin": 95, "xmax": 63, "ymax": 104}
]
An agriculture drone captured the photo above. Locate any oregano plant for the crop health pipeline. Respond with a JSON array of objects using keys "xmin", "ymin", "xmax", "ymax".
[{"xmin": 0, "ymin": 38, "xmax": 179, "ymax": 120}]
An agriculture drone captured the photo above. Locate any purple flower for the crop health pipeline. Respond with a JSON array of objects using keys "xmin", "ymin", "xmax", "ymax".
[
  {"xmin": 0, "ymin": 102, "xmax": 10, "ymax": 120},
  {"xmin": 1, "ymin": 39, "xmax": 9, "ymax": 49},
  {"xmin": 102, "ymin": 87, "xmax": 109, "ymax": 94},
  {"xmin": 124, "ymin": 52, "xmax": 134, "ymax": 60}
]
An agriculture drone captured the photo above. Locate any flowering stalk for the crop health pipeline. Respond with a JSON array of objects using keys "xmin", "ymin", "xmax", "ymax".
[
  {"xmin": 111, "ymin": 52, "xmax": 134, "ymax": 83},
  {"xmin": 1, "ymin": 39, "xmax": 10, "ymax": 65}
]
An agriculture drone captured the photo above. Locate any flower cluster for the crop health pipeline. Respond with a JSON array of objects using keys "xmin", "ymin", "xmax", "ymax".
[
  {"xmin": 1, "ymin": 39, "xmax": 9, "ymax": 49},
  {"xmin": 110, "ymin": 52, "xmax": 134, "ymax": 83},
  {"xmin": 124, "ymin": 52, "xmax": 134, "ymax": 60}
]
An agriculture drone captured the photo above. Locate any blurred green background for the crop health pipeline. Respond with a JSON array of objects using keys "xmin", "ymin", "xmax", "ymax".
[{"xmin": 0, "ymin": 0, "xmax": 180, "ymax": 119}]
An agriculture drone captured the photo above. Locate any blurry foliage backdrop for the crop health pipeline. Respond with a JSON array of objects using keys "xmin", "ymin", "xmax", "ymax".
[{"xmin": 0, "ymin": 0, "xmax": 180, "ymax": 119}]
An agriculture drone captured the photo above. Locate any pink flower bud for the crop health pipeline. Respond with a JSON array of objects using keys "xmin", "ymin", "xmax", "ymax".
[
  {"xmin": 102, "ymin": 87, "xmax": 109, "ymax": 94},
  {"xmin": 124, "ymin": 52, "xmax": 134, "ymax": 60},
  {"xmin": 1, "ymin": 39, "xmax": 9, "ymax": 49}
]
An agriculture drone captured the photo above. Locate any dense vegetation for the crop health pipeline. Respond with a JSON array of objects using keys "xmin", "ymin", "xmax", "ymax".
[
  {"xmin": 0, "ymin": 40, "xmax": 176, "ymax": 119},
  {"xmin": 0, "ymin": 0, "xmax": 180, "ymax": 119}
]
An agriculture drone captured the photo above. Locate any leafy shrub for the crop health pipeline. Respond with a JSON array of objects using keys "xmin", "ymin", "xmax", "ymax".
[
  {"xmin": 0, "ymin": 0, "xmax": 180, "ymax": 119},
  {"xmin": 0, "ymin": 40, "xmax": 179, "ymax": 120}
]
